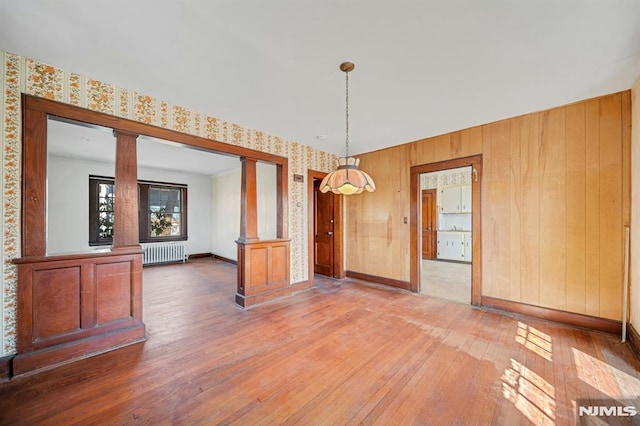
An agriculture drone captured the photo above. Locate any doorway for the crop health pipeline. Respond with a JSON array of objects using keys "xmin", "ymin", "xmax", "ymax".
[
  {"xmin": 410, "ymin": 155, "xmax": 482, "ymax": 305},
  {"xmin": 420, "ymin": 168, "xmax": 472, "ymax": 304},
  {"xmin": 313, "ymin": 179, "xmax": 335, "ymax": 276},
  {"xmin": 308, "ymin": 170, "xmax": 344, "ymax": 282}
]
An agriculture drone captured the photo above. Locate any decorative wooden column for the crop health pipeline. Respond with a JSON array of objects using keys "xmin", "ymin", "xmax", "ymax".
[
  {"xmin": 21, "ymin": 105, "xmax": 47, "ymax": 257},
  {"xmin": 236, "ymin": 157, "xmax": 291, "ymax": 307},
  {"xmin": 238, "ymin": 157, "xmax": 259, "ymax": 243},
  {"xmin": 112, "ymin": 130, "xmax": 140, "ymax": 250},
  {"xmin": 13, "ymin": 97, "xmax": 146, "ymax": 377}
]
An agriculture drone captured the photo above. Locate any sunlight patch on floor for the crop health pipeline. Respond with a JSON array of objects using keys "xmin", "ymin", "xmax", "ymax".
[
  {"xmin": 502, "ymin": 358, "xmax": 556, "ymax": 425},
  {"xmin": 515, "ymin": 321, "xmax": 553, "ymax": 361},
  {"xmin": 572, "ymin": 347, "xmax": 640, "ymax": 398}
]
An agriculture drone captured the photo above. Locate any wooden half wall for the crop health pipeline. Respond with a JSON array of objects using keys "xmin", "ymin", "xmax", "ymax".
[{"xmin": 347, "ymin": 91, "xmax": 631, "ymax": 321}]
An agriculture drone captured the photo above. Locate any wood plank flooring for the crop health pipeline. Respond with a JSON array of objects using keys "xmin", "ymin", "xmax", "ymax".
[{"xmin": 1, "ymin": 258, "xmax": 639, "ymax": 425}]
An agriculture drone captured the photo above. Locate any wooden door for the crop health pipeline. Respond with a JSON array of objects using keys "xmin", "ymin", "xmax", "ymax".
[
  {"xmin": 421, "ymin": 189, "xmax": 437, "ymax": 259},
  {"xmin": 314, "ymin": 180, "xmax": 334, "ymax": 276}
]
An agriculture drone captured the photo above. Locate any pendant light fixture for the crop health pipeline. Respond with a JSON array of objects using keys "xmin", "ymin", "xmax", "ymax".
[{"xmin": 319, "ymin": 62, "xmax": 376, "ymax": 195}]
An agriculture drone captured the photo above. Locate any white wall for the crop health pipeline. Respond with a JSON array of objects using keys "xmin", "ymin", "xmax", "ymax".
[
  {"xmin": 210, "ymin": 162, "xmax": 278, "ymax": 261},
  {"xmin": 257, "ymin": 162, "xmax": 277, "ymax": 240},
  {"xmin": 47, "ymin": 155, "xmax": 213, "ymax": 255},
  {"xmin": 210, "ymin": 168, "xmax": 241, "ymax": 260}
]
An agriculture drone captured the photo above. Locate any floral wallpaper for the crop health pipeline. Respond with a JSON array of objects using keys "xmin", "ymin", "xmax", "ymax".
[{"xmin": 0, "ymin": 50, "xmax": 334, "ymax": 356}]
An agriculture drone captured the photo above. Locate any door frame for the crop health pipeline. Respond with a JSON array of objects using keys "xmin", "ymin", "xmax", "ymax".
[
  {"xmin": 308, "ymin": 170, "xmax": 344, "ymax": 285},
  {"xmin": 410, "ymin": 155, "xmax": 483, "ymax": 305}
]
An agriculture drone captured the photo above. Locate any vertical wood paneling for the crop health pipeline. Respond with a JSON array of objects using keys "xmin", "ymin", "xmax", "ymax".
[
  {"xmin": 538, "ymin": 108, "xmax": 566, "ymax": 310},
  {"xmin": 460, "ymin": 127, "xmax": 483, "ymax": 157},
  {"xmin": 585, "ymin": 99, "xmax": 601, "ymax": 316},
  {"xmin": 519, "ymin": 113, "xmax": 540, "ymax": 305},
  {"xmin": 509, "ymin": 118, "xmax": 522, "ymax": 301},
  {"xmin": 413, "ymin": 136, "xmax": 436, "ymax": 166},
  {"xmin": 450, "ymin": 131, "xmax": 463, "ymax": 158},
  {"xmin": 565, "ymin": 103, "xmax": 586, "ymax": 314},
  {"xmin": 482, "ymin": 121, "xmax": 511, "ymax": 299},
  {"xmin": 599, "ymin": 94, "xmax": 623, "ymax": 320},
  {"xmin": 480, "ymin": 125, "xmax": 495, "ymax": 297},
  {"xmin": 350, "ymin": 91, "xmax": 629, "ymax": 320},
  {"xmin": 433, "ymin": 134, "xmax": 452, "ymax": 162},
  {"xmin": 347, "ymin": 147, "xmax": 412, "ymax": 280}
]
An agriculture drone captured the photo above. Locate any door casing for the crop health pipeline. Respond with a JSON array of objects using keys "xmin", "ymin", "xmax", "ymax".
[
  {"xmin": 410, "ymin": 155, "xmax": 483, "ymax": 305},
  {"xmin": 308, "ymin": 170, "xmax": 344, "ymax": 284}
]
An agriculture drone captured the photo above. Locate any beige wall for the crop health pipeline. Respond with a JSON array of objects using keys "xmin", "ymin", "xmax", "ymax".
[{"xmin": 348, "ymin": 91, "xmax": 631, "ymax": 321}]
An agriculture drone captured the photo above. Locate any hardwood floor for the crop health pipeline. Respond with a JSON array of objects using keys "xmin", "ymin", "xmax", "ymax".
[{"xmin": 1, "ymin": 258, "xmax": 639, "ymax": 425}]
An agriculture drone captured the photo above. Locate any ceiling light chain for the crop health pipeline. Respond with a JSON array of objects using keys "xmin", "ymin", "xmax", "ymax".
[
  {"xmin": 345, "ymin": 67, "xmax": 349, "ymax": 159},
  {"xmin": 318, "ymin": 62, "xmax": 376, "ymax": 195}
]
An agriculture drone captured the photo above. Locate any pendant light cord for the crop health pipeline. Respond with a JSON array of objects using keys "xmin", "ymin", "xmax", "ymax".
[{"xmin": 345, "ymin": 69, "xmax": 349, "ymax": 159}]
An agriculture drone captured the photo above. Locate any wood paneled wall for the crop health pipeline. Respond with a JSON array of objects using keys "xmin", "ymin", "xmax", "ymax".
[{"xmin": 347, "ymin": 91, "xmax": 630, "ymax": 320}]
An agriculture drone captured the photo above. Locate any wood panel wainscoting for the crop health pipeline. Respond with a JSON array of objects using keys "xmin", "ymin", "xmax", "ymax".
[
  {"xmin": 235, "ymin": 239, "xmax": 296, "ymax": 308},
  {"xmin": 11, "ymin": 249, "xmax": 146, "ymax": 376}
]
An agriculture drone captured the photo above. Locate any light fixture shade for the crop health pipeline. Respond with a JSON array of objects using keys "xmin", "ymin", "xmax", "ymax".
[{"xmin": 319, "ymin": 157, "xmax": 376, "ymax": 195}]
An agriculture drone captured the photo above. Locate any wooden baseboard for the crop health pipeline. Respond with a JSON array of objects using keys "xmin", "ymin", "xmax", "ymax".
[
  {"xmin": 12, "ymin": 324, "xmax": 146, "ymax": 377},
  {"xmin": 189, "ymin": 253, "xmax": 213, "ymax": 259},
  {"xmin": 212, "ymin": 254, "xmax": 237, "ymax": 265},
  {"xmin": 346, "ymin": 271, "xmax": 412, "ymax": 291},
  {"xmin": 236, "ymin": 280, "xmax": 312, "ymax": 308},
  {"xmin": 0, "ymin": 355, "xmax": 12, "ymax": 382},
  {"xmin": 627, "ymin": 323, "xmax": 640, "ymax": 360},
  {"xmin": 481, "ymin": 296, "xmax": 622, "ymax": 335}
]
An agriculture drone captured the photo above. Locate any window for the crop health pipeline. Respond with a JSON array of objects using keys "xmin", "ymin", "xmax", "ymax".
[
  {"xmin": 138, "ymin": 182, "xmax": 187, "ymax": 242},
  {"xmin": 89, "ymin": 175, "xmax": 188, "ymax": 245},
  {"xmin": 89, "ymin": 177, "xmax": 115, "ymax": 245}
]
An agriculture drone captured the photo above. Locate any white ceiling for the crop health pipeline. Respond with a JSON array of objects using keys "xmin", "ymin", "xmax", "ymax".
[
  {"xmin": 48, "ymin": 118, "xmax": 241, "ymax": 176},
  {"xmin": 2, "ymin": 1, "xmax": 640, "ymax": 156}
]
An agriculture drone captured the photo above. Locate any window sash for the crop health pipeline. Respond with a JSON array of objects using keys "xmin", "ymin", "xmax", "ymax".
[{"xmin": 89, "ymin": 176, "xmax": 188, "ymax": 246}]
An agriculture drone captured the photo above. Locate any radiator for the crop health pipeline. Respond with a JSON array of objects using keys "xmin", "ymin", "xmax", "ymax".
[{"xmin": 141, "ymin": 242, "xmax": 189, "ymax": 265}]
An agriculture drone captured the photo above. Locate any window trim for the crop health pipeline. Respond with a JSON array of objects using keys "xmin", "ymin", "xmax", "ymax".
[
  {"xmin": 89, "ymin": 175, "xmax": 188, "ymax": 246},
  {"xmin": 138, "ymin": 179, "xmax": 188, "ymax": 244}
]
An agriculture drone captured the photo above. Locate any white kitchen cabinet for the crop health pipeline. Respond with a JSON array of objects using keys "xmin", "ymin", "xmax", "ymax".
[
  {"xmin": 437, "ymin": 232, "xmax": 464, "ymax": 261},
  {"xmin": 440, "ymin": 185, "xmax": 472, "ymax": 213},
  {"xmin": 461, "ymin": 185, "xmax": 472, "ymax": 213},
  {"xmin": 463, "ymin": 233, "xmax": 472, "ymax": 262},
  {"xmin": 440, "ymin": 186, "xmax": 460, "ymax": 213},
  {"xmin": 437, "ymin": 231, "xmax": 472, "ymax": 262}
]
